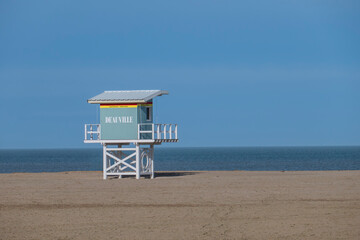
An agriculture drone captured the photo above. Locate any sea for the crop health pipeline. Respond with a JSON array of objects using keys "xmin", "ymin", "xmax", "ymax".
[{"xmin": 0, "ymin": 146, "xmax": 359, "ymax": 173}]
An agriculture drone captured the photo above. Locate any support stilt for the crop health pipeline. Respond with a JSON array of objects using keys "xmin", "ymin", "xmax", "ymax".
[
  {"xmin": 151, "ymin": 144, "xmax": 154, "ymax": 179},
  {"xmin": 103, "ymin": 144, "xmax": 107, "ymax": 180},
  {"xmin": 136, "ymin": 143, "xmax": 140, "ymax": 179},
  {"xmin": 101, "ymin": 142, "xmax": 154, "ymax": 179}
]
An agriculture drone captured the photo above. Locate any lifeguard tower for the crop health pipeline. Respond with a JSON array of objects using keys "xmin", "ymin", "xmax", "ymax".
[{"xmin": 84, "ymin": 90, "xmax": 178, "ymax": 179}]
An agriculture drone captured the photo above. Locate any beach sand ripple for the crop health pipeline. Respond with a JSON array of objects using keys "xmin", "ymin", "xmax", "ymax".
[{"xmin": 0, "ymin": 171, "xmax": 359, "ymax": 239}]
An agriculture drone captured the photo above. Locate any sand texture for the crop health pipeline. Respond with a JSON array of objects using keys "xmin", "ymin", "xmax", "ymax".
[{"xmin": 0, "ymin": 171, "xmax": 359, "ymax": 240}]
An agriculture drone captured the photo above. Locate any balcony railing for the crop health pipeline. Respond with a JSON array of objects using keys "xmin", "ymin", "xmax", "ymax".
[
  {"xmin": 138, "ymin": 123, "xmax": 178, "ymax": 140},
  {"xmin": 84, "ymin": 124, "xmax": 101, "ymax": 141},
  {"xmin": 84, "ymin": 123, "xmax": 178, "ymax": 142}
]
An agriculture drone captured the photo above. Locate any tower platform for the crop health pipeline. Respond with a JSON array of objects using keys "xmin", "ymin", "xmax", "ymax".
[{"xmin": 84, "ymin": 123, "xmax": 178, "ymax": 179}]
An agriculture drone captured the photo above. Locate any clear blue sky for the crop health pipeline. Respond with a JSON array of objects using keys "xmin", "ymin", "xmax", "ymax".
[{"xmin": 0, "ymin": 0, "xmax": 359, "ymax": 148}]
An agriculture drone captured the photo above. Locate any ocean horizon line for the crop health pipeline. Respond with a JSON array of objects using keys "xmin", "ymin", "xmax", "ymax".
[
  {"xmin": 0, "ymin": 146, "xmax": 359, "ymax": 173},
  {"xmin": 1, "ymin": 145, "xmax": 359, "ymax": 151}
]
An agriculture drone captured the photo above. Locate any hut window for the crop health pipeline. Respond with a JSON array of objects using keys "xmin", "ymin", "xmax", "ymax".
[{"xmin": 146, "ymin": 107, "xmax": 151, "ymax": 121}]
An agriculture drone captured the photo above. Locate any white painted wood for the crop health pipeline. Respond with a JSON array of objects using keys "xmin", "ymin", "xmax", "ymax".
[
  {"xmin": 86, "ymin": 124, "xmax": 177, "ymax": 143},
  {"xmin": 175, "ymin": 124, "xmax": 178, "ymax": 139},
  {"xmin": 151, "ymin": 144, "xmax": 154, "ymax": 179},
  {"xmin": 96, "ymin": 142, "xmax": 166, "ymax": 179},
  {"xmin": 107, "ymin": 152, "xmax": 111, "ymax": 173},
  {"xmin": 98, "ymin": 124, "xmax": 101, "ymax": 140},
  {"xmin": 152, "ymin": 123, "xmax": 155, "ymax": 140},
  {"xmin": 136, "ymin": 144, "xmax": 140, "ymax": 179},
  {"xmin": 105, "ymin": 148, "xmax": 136, "ymax": 151},
  {"xmin": 107, "ymin": 172, "xmax": 151, "ymax": 176},
  {"xmin": 138, "ymin": 123, "xmax": 156, "ymax": 140},
  {"xmin": 163, "ymin": 124, "xmax": 167, "ymax": 139},
  {"xmin": 84, "ymin": 124, "xmax": 101, "ymax": 141},
  {"xmin": 106, "ymin": 152, "xmax": 136, "ymax": 171},
  {"xmin": 157, "ymin": 124, "xmax": 160, "ymax": 139},
  {"xmin": 103, "ymin": 144, "xmax": 107, "ymax": 180},
  {"xmin": 90, "ymin": 125, "xmax": 93, "ymax": 140},
  {"xmin": 84, "ymin": 139, "xmax": 156, "ymax": 144},
  {"xmin": 85, "ymin": 124, "xmax": 177, "ymax": 180},
  {"xmin": 138, "ymin": 124, "xmax": 177, "ymax": 141},
  {"xmin": 84, "ymin": 125, "xmax": 87, "ymax": 140},
  {"xmin": 118, "ymin": 144, "xmax": 122, "ymax": 179},
  {"xmin": 169, "ymin": 125, "xmax": 172, "ymax": 139},
  {"xmin": 109, "ymin": 172, "xmax": 136, "ymax": 175},
  {"xmin": 137, "ymin": 124, "xmax": 140, "ymax": 140},
  {"xmin": 86, "ymin": 139, "xmax": 179, "ymax": 144}
]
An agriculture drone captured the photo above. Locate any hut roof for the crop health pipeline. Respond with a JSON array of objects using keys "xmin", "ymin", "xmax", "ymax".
[{"xmin": 88, "ymin": 90, "xmax": 168, "ymax": 104}]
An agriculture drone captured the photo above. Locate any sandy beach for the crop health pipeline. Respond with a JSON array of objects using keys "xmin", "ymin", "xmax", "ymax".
[{"xmin": 0, "ymin": 171, "xmax": 359, "ymax": 239}]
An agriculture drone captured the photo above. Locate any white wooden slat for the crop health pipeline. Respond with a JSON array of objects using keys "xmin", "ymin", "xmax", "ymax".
[
  {"xmin": 169, "ymin": 125, "xmax": 172, "ymax": 139},
  {"xmin": 105, "ymin": 148, "xmax": 136, "ymax": 151},
  {"xmin": 175, "ymin": 124, "xmax": 178, "ymax": 139},
  {"xmin": 157, "ymin": 124, "xmax": 160, "ymax": 139},
  {"xmin": 106, "ymin": 152, "xmax": 136, "ymax": 171},
  {"xmin": 163, "ymin": 124, "xmax": 167, "ymax": 139}
]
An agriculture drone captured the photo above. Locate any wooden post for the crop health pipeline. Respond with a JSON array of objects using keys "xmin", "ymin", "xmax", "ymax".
[
  {"xmin": 152, "ymin": 123, "xmax": 155, "ymax": 140},
  {"xmin": 163, "ymin": 124, "xmax": 167, "ymax": 139},
  {"xmin": 118, "ymin": 144, "xmax": 122, "ymax": 179},
  {"xmin": 90, "ymin": 125, "xmax": 93, "ymax": 140},
  {"xmin": 151, "ymin": 144, "xmax": 154, "ymax": 179},
  {"xmin": 157, "ymin": 124, "xmax": 160, "ymax": 139},
  {"xmin": 169, "ymin": 125, "xmax": 172, "ymax": 139},
  {"xmin": 103, "ymin": 144, "xmax": 107, "ymax": 180},
  {"xmin": 136, "ymin": 143, "xmax": 140, "ymax": 179},
  {"xmin": 97, "ymin": 124, "xmax": 101, "ymax": 140},
  {"xmin": 175, "ymin": 124, "xmax": 178, "ymax": 139},
  {"xmin": 138, "ymin": 124, "xmax": 140, "ymax": 140}
]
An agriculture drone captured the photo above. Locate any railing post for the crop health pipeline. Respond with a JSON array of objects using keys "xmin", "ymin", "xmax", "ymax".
[
  {"xmin": 90, "ymin": 125, "xmax": 93, "ymax": 140},
  {"xmin": 169, "ymin": 125, "xmax": 172, "ymax": 139},
  {"xmin": 175, "ymin": 124, "xmax": 178, "ymax": 139},
  {"xmin": 152, "ymin": 123, "xmax": 154, "ymax": 140},
  {"xmin": 157, "ymin": 124, "xmax": 160, "ymax": 139},
  {"xmin": 163, "ymin": 124, "xmax": 167, "ymax": 139},
  {"xmin": 150, "ymin": 144, "xmax": 154, "ymax": 179},
  {"xmin": 84, "ymin": 124, "xmax": 101, "ymax": 141},
  {"xmin": 138, "ymin": 124, "xmax": 140, "ymax": 140},
  {"xmin": 98, "ymin": 124, "xmax": 101, "ymax": 140}
]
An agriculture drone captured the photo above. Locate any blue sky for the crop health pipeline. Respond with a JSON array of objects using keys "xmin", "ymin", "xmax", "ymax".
[{"xmin": 0, "ymin": 0, "xmax": 359, "ymax": 148}]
